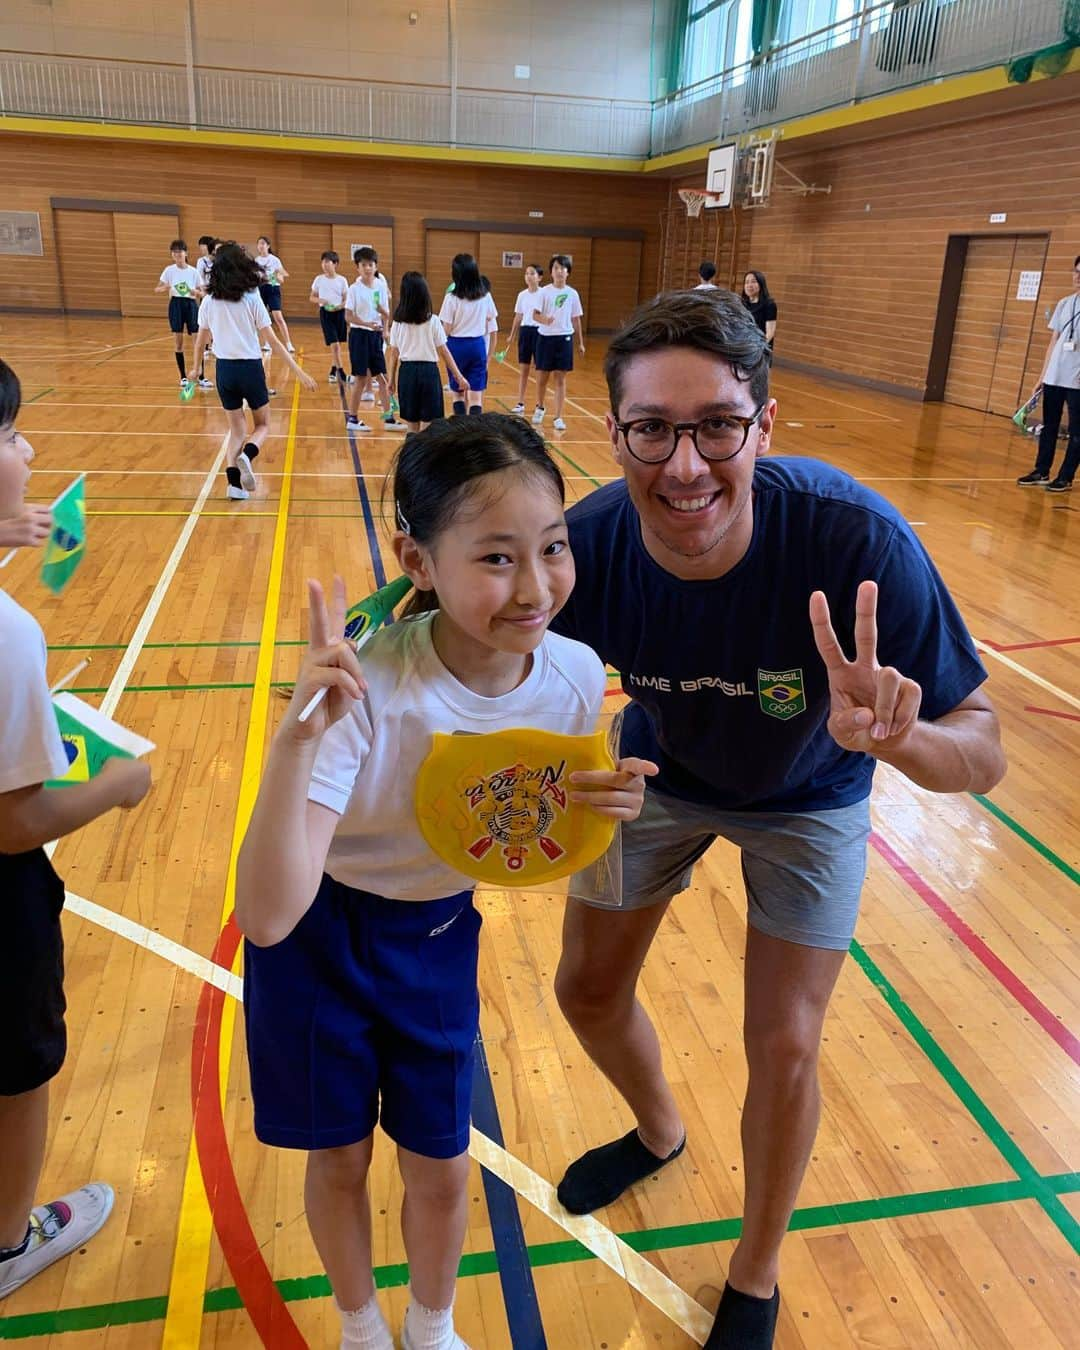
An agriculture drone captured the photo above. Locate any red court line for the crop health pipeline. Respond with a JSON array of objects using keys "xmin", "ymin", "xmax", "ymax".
[
  {"xmin": 980, "ymin": 635, "xmax": 1080, "ymax": 653},
  {"xmin": 869, "ymin": 832, "xmax": 1080, "ymax": 1068},
  {"xmin": 1025, "ymin": 704, "xmax": 1080, "ymax": 723},
  {"xmin": 191, "ymin": 915, "xmax": 307, "ymax": 1347}
]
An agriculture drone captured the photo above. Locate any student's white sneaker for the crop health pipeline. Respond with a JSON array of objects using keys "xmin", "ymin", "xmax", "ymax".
[
  {"xmin": 361, "ymin": 391, "xmax": 376, "ymax": 403},
  {"xmin": 286, "ymin": 343, "xmax": 296, "ymax": 353},
  {"xmin": 0, "ymin": 1184, "xmax": 114, "ymax": 1300},
  {"xmin": 226, "ymin": 484, "xmax": 250, "ymax": 500},
  {"xmin": 237, "ymin": 452, "xmax": 257, "ymax": 491},
  {"xmin": 197, "ymin": 376, "xmax": 213, "ymax": 390},
  {"xmin": 531, "ymin": 406, "xmax": 546, "ymax": 425},
  {"xmin": 511, "ymin": 403, "xmax": 525, "ymax": 414},
  {"xmin": 347, "ymin": 374, "xmax": 357, "ymax": 384},
  {"xmin": 553, "ymin": 417, "xmax": 567, "ymax": 432}
]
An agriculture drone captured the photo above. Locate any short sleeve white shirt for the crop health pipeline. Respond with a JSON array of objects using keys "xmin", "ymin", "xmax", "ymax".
[
  {"xmin": 256, "ymin": 254, "xmax": 284, "ymax": 285},
  {"xmin": 197, "ymin": 290, "xmax": 271, "ymax": 359},
  {"xmin": 307, "ymin": 613, "xmax": 606, "ymax": 900},
  {"xmin": 694, "ymin": 281, "xmax": 720, "ymax": 290},
  {"xmin": 389, "ymin": 316, "xmax": 448, "ymax": 362},
  {"xmin": 0, "ymin": 591, "xmax": 68, "ymax": 793},
  {"xmin": 438, "ymin": 293, "xmax": 498, "ymax": 339},
  {"xmin": 1043, "ymin": 294, "xmax": 1080, "ymax": 389},
  {"xmin": 347, "ymin": 279, "xmax": 385, "ymax": 329},
  {"xmin": 160, "ymin": 264, "xmax": 200, "ymax": 299},
  {"xmin": 196, "ymin": 256, "xmax": 214, "ymax": 289},
  {"xmin": 537, "ymin": 284, "xmax": 583, "ymax": 337},
  {"xmin": 515, "ymin": 288, "xmax": 542, "ymax": 328},
  {"xmin": 312, "ymin": 274, "xmax": 349, "ymax": 309}
]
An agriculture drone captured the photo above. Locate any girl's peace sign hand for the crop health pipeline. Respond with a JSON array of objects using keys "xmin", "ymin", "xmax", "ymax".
[
  {"xmin": 281, "ymin": 576, "xmax": 366, "ymax": 743},
  {"xmin": 809, "ymin": 580, "xmax": 922, "ymax": 756}
]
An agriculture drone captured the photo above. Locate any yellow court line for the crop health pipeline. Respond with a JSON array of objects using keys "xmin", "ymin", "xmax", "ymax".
[{"xmin": 162, "ymin": 371, "xmax": 303, "ymax": 1347}]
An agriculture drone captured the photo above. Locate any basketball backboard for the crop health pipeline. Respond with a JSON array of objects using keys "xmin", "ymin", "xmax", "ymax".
[{"xmin": 705, "ymin": 144, "xmax": 737, "ymax": 208}]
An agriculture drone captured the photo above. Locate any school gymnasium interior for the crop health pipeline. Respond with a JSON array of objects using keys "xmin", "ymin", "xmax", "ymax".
[{"xmin": 0, "ymin": 0, "xmax": 1078, "ymax": 1346}]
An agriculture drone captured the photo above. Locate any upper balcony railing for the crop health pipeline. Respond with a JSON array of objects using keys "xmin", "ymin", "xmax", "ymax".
[
  {"xmin": 652, "ymin": 0, "xmax": 1073, "ymax": 156},
  {"xmin": 0, "ymin": 0, "xmax": 1073, "ymax": 162}
]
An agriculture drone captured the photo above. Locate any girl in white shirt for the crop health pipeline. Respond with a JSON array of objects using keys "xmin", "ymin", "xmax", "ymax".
[
  {"xmin": 236, "ymin": 414, "xmax": 656, "ymax": 1350},
  {"xmin": 386, "ymin": 271, "xmax": 470, "ymax": 432},
  {"xmin": 254, "ymin": 236, "xmax": 295, "ymax": 353},
  {"xmin": 532, "ymin": 254, "xmax": 585, "ymax": 433},
  {"xmin": 438, "ymin": 254, "xmax": 498, "ymax": 416},
  {"xmin": 191, "ymin": 244, "xmax": 315, "ymax": 501},
  {"xmin": 504, "ymin": 262, "xmax": 544, "ymax": 414}
]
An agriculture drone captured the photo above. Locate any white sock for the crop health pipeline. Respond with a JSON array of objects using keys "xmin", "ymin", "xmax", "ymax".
[
  {"xmin": 403, "ymin": 1294, "xmax": 469, "ymax": 1350},
  {"xmin": 337, "ymin": 1294, "xmax": 394, "ymax": 1350}
]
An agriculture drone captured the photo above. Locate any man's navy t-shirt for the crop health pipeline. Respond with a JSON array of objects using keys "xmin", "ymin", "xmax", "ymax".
[{"xmin": 552, "ymin": 457, "xmax": 986, "ymax": 813}]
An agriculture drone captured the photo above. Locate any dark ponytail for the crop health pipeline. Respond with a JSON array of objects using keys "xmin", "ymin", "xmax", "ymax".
[
  {"xmin": 389, "ymin": 413, "xmax": 565, "ymax": 617},
  {"xmin": 0, "ymin": 359, "xmax": 21, "ymax": 427}
]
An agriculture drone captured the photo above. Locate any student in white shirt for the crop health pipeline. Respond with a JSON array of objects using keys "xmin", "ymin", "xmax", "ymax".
[
  {"xmin": 254, "ymin": 236, "xmax": 295, "ymax": 353},
  {"xmin": 0, "ymin": 360, "xmax": 152, "ymax": 1304},
  {"xmin": 191, "ymin": 243, "xmax": 316, "ymax": 501},
  {"xmin": 438, "ymin": 254, "xmax": 498, "ymax": 416},
  {"xmin": 153, "ymin": 239, "xmax": 203, "ymax": 391},
  {"xmin": 532, "ymin": 254, "xmax": 585, "ymax": 433},
  {"xmin": 385, "ymin": 271, "xmax": 470, "ymax": 432},
  {"xmin": 345, "ymin": 248, "xmax": 405, "ymax": 434},
  {"xmin": 695, "ymin": 261, "xmax": 719, "ymax": 289},
  {"xmin": 236, "ymin": 413, "xmax": 656, "ymax": 1350},
  {"xmin": 310, "ymin": 251, "xmax": 350, "ymax": 384},
  {"xmin": 504, "ymin": 262, "xmax": 544, "ymax": 414}
]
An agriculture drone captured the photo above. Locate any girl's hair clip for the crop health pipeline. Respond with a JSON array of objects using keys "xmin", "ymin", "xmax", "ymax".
[{"xmin": 395, "ymin": 501, "xmax": 411, "ymax": 534}]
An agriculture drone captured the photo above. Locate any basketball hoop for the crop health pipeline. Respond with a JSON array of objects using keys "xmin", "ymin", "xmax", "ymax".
[{"xmin": 680, "ymin": 189, "xmax": 712, "ymax": 217}]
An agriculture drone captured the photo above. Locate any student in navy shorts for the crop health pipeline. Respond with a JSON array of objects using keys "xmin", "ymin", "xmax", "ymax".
[
  {"xmin": 154, "ymin": 239, "xmax": 202, "ymax": 390},
  {"xmin": 504, "ymin": 262, "xmax": 544, "ymax": 414},
  {"xmin": 438, "ymin": 254, "xmax": 498, "ymax": 416},
  {"xmin": 531, "ymin": 254, "xmax": 585, "ymax": 433},
  {"xmin": 236, "ymin": 415, "xmax": 653, "ymax": 1350}
]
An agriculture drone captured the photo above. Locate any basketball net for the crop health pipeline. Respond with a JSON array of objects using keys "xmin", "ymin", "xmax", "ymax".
[{"xmin": 677, "ymin": 188, "xmax": 711, "ymax": 218}]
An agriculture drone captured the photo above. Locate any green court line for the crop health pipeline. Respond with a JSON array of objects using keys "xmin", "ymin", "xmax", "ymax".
[
  {"xmin": 48, "ymin": 640, "xmax": 304, "ymax": 652},
  {"xmin": 26, "ymin": 387, "xmax": 55, "ymax": 403},
  {"xmin": 972, "ymin": 793, "xmax": 1080, "ymax": 886},
  {"xmin": 493, "ymin": 397, "xmax": 602, "ymax": 487},
  {"xmin": 3, "ymin": 1174, "xmax": 1076, "ymax": 1339},
  {"xmin": 65, "ymin": 681, "xmax": 292, "ymax": 695}
]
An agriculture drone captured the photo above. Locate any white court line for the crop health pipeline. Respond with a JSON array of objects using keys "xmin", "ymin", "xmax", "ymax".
[
  {"xmin": 28, "ymin": 468, "xmax": 619, "ymax": 481},
  {"xmin": 974, "ymin": 640, "xmax": 1080, "ymax": 713},
  {"xmin": 60, "ymin": 880, "xmax": 711, "ymax": 1343},
  {"xmin": 5, "ymin": 334, "xmax": 170, "ymax": 361}
]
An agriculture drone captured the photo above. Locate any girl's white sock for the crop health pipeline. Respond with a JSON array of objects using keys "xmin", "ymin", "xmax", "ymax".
[
  {"xmin": 337, "ymin": 1294, "xmax": 394, "ymax": 1350},
  {"xmin": 402, "ymin": 1293, "xmax": 469, "ymax": 1350}
]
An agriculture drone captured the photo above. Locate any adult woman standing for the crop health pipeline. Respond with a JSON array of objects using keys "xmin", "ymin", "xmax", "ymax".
[
  {"xmin": 741, "ymin": 271, "xmax": 777, "ymax": 349},
  {"xmin": 1016, "ymin": 255, "xmax": 1080, "ymax": 493}
]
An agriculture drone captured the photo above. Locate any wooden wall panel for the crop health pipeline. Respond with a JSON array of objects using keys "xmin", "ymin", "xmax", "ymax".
[
  {"xmin": 277, "ymin": 222, "xmax": 332, "ymax": 322},
  {"xmin": 425, "ymin": 230, "xmax": 479, "ymax": 300},
  {"xmin": 54, "ymin": 209, "xmax": 121, "ymax": 314},
  {"xmin": 988, "ymin": 235, "xmax": 1048, "ymax": 417},
  {"xmin": 681, "ymin": 94, "xmax": 1080, "ymax": 397},
  {"xmin": 114, "ymin": 212, "xmax": 180, "ymax": 317},
  {"xmin": 588, "ymin": 238, "xmax": 643, "ymax": 333},
  {"xmin": 944, "ymin": 237, "xmax": 1014, "ymax": 412},
  {"xmin": 0, "ymin": 133, "xmax": 667, "ymax": 328},
  {"xmin": 0, "ymin": 192, "xmax": 60, "ymax": 310}
]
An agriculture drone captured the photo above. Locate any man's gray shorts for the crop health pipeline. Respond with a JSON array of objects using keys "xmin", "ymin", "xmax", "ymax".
[{"xmin": 578, "ymin": 787, "xmax": 871, "ymax": 952}]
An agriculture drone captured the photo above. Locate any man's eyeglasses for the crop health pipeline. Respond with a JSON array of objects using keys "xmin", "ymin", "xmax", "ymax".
[{"xmin": 614, "ymin": 405, "xmax": 766, "ymax": 464}]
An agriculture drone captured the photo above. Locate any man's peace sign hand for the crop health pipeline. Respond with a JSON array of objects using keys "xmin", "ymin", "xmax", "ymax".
[{"xmin": 809, "ymin": 580, "xmax": 922, "ymax": 755}]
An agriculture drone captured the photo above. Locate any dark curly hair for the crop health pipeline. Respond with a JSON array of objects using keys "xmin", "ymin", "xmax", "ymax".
[{"xmin": 207, "ymin": 243, "xmax": 264, "ymax": 302}]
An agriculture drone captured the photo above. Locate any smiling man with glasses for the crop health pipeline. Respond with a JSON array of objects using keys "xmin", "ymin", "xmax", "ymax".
[{"xmin": 549, "ymin": 288, "xmax": 1006, "ymax": 1349}]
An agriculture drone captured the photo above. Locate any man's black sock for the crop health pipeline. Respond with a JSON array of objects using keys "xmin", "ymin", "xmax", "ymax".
[
  {"xmin": 703, "ymin": 1283, "xmax": 780, "ymax": 1350},
  {"xmin": 556, "ymin": 1129, "xmax": 686, "ymax": 1215}
]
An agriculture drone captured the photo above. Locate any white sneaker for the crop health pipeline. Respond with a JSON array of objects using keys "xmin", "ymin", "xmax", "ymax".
[
  {"xmin": 237, "ymin": 452, "xmax": 257, "ymax": 491},
  {"xmin": 197, "ymin": 376, "xmax": 213, "ymax": 389},
  {"xmin": 0, "ymin": 1184, "xmax": 114, "ymax": 1300},
  {"xmin": 286, "ymin": 342, "xmax": 296, "ymax": 353},
  {"xmin": 553, "ymin": 417, "xmax": 567, "ymax": 431},
  {"xmin": 361, "ymin": 391, "xmax": 375, "ymax": 403},
  {"xmin": 511, "ymin": 403, "xmax": 525, "ymax": 414},
  {"xmin": 531, "ymin": 406, "xmax": 545, "ymax": 425},
  {"xmin": 227, "ymin": 484, "xmax": 249, "ymax": 500},
  {"xmin": 347, "ymin": 374, "xmax": 357, "ymax": 384}
]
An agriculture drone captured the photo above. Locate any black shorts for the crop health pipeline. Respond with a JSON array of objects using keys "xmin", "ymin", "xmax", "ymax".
[
  {"xmin": 215, "ymin": 357, "xmax": 269, "ymax": 412},
  {"xmin": 0, "ymin": 848, "xmax": 67, "ymax": 1096},
  {"xmin": 320, "ymin": 308, "xmax": 348, "ymax": 347},
  {"xmin": 517, "ymin": 325, "xmax": 539, "ymax": 365},
  {"xmin": 398, "ymin": 361, "xmax": 444, "ymax": 424},
  {"xmin": 534, "ymin": 333, "xmax": 574, "ymax": 372},
  {"xmin": 168, "ymin": 297, "xmax": 198, "ymax": 334},
  {"xmin": 349, "ymin": 327, "xmax": 387, "ymax": 378},
  {"xmin": 259, "ymin": 283, "xmax": 283, "ymax": 312}
]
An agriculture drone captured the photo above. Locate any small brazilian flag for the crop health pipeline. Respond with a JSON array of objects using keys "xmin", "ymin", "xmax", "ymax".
[
  {"xmin": 343, "ymin": 574, "xmax": 413, "ymax": 644},
  {"xmin": 45, "ymin": 693, "xmax": 154, "ymax": 788},
  {"xmin": 41, "ymin": 475, "xmax": 86, "ymax": 595}
]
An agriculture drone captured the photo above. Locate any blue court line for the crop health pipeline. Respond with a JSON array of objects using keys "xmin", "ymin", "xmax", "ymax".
[{"xmin": 330, "ymin": 382, "xmax": 547, "ymax": 1347}]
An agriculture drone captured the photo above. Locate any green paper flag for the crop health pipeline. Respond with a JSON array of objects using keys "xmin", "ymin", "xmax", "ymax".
[
  {"xmin": 46, "ymin": 693, "xmax": 155, "ymax": 789},
  {"xmin": 494, "ymin": 349, "xmax": 507, "ymax": 364},
  {"xmin": 41, "ymin": 475, "xmax": 86, "ymax": 595},
  {"xmin": 343, "ymin": 574, "xmax": 413, "ymax": 645},
  {"xmin": 179, "ymin": 378, "xmax": 196, "ymax": 403}
]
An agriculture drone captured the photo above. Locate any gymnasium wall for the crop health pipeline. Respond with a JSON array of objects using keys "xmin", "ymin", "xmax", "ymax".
[
  {"xmin": 673, "ymin": 92, "xmax": 1080, "ymax": 398},
  {"xmin": 0, "ymin": 131, "xmax": 669, "ymax": 330},
  {"xmin": 0, "ymin": 0, "xmax": 672, "ymax": 102}
]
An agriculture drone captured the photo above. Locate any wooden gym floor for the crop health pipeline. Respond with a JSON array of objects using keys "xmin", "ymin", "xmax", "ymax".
[{"xmin": 0, "ymin": 316, "xmax": 1077, "ymax": 1349}]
